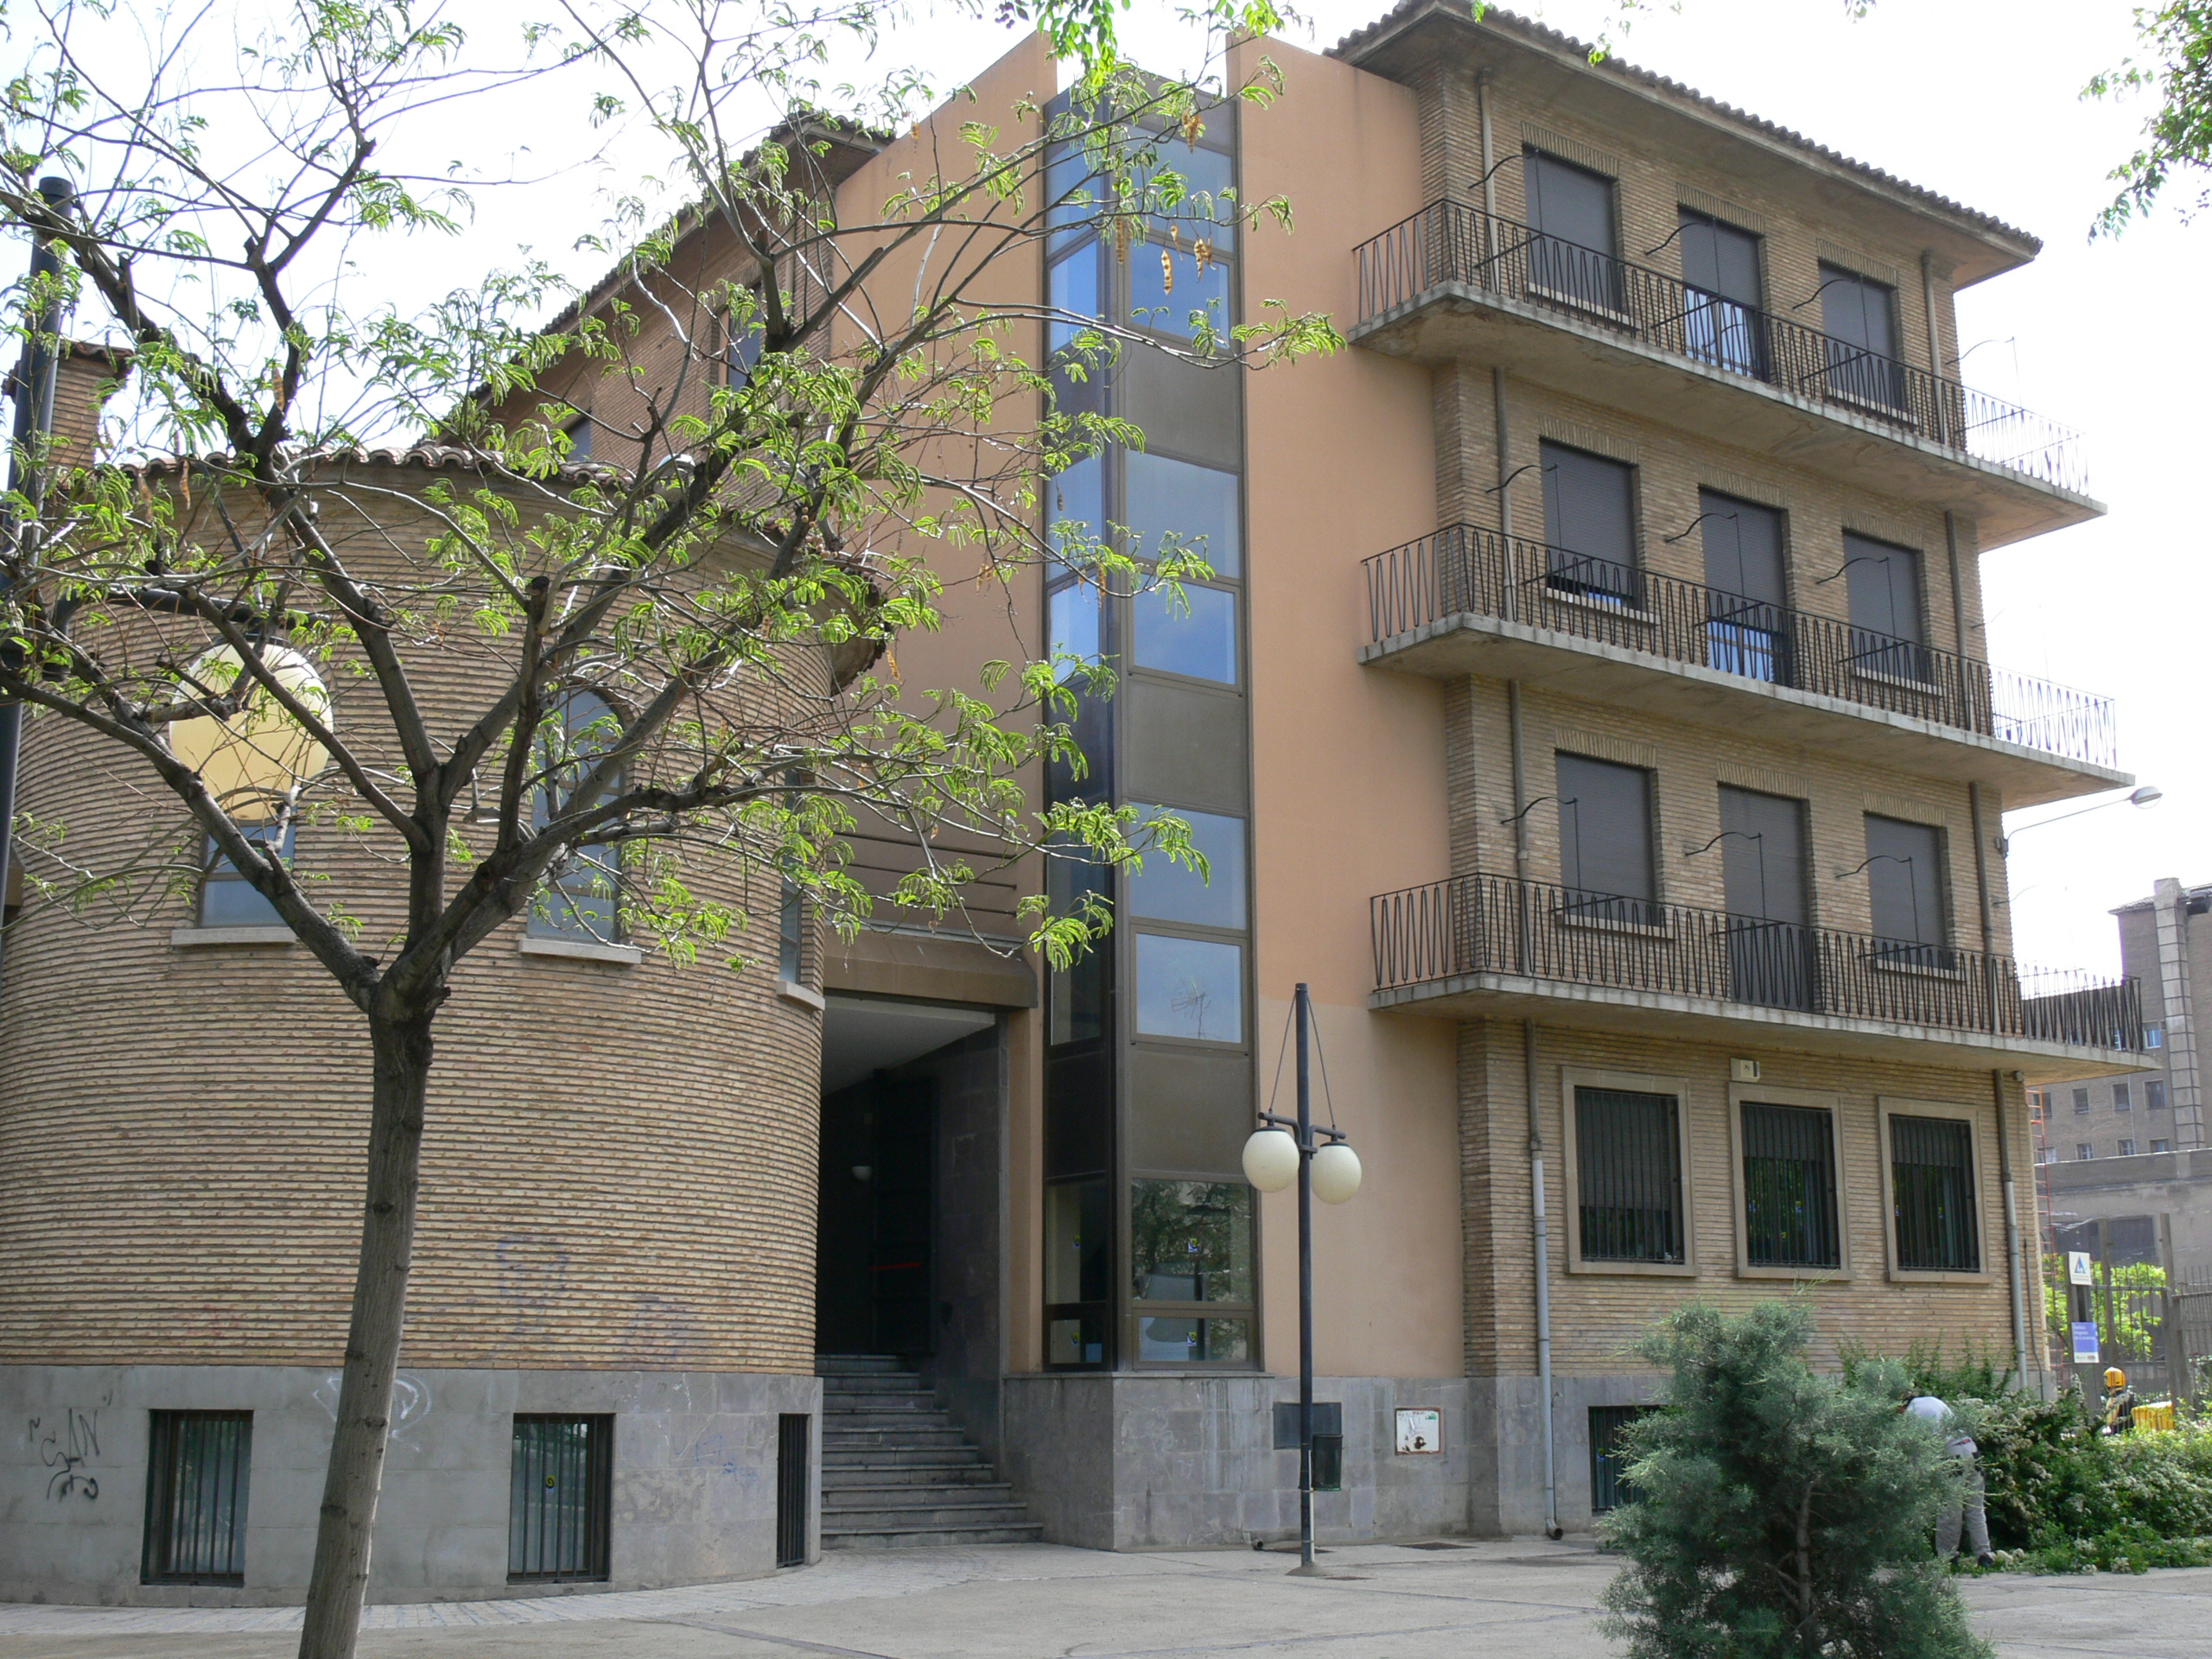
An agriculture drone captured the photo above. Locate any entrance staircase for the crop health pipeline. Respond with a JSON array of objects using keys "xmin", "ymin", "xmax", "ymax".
[{"xmin": 817, "ymin": 1354, "xmax": 1043, "ymax": 1548}]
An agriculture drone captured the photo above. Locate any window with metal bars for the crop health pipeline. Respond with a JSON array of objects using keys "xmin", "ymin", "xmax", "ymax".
[
  {"xmin": 1889, "ymin": 1114, "xmax": 1980, "ymax": 1274},
  {"xmin": 775, "ymin": 1414, "xmax": 810, "ymax": 1568},
  {"xmin": 508, "ymin": 1414, "xmax": 613, "ymax": 1582},
  {"xmin": 1575, "ymin": 1087, "xmax": 1684, "ymax": 1263},
  {"xmin": 1740, "ymin": 1101, "xmax": 1840, "ymax": 1268},
  {"xmin": 1590, "ymin": 1405, "xmax": 1656, "ymax": 1512},
  {"xmin": 142, "ymin": 1410, "xmax": 251, "ymax": 1586}
]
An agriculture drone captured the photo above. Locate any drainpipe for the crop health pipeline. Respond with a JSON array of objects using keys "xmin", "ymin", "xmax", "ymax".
[
  {"xmin": 1921, "ymin": 251, "xmax": 1949, "ymax": 446},
  {"xmin": 1475, "ymin": 69, "xmax": 1498, "ymax": 273},
  {"xmin": 0, "ymin": 177, "xmax": 78, "ymax": 1009},
  {"xmin": 1492, "ymin": 368, "xmax": 1560, "ymax": 1541}
]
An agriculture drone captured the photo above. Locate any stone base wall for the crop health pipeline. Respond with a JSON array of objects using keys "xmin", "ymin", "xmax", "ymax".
[{"xmin": 1, "ymin": 1363, "xmax": 818, "ymax": 1606}]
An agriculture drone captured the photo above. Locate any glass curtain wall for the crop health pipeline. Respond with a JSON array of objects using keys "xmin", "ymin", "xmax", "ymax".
[{"xmin": 1041, "ymin": 95, "xmax": 1255, "ymax": 1370}]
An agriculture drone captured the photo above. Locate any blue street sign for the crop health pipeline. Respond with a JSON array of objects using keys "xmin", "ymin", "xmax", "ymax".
[{"xmin": 2071, "ymin": 1321, "xmax": 2101, "ymax": 1365}]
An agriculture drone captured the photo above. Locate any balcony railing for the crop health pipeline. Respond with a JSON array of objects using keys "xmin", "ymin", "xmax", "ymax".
[
  {"xmin": 1371, "ymin": 871, "xmax": 2145, "ymax": 1052},
  {"xmin": 1363, "ymin": 524, "xmax": 2119, "ymax": 772},
  {"xmin": 1353, "ymin": 201, "xmax": 2088, "ymax": 498}
]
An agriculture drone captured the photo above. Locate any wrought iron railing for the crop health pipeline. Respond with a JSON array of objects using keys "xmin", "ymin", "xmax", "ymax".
[
  {"xmin": 1353, "ymin": 201, "xmax": 2088, "ymax": 498},
  {"xmin": 1370, "ymin": 870, "xmax": 2145, "ymax": 1051},
  {"xmin": 1362, "ymin": 523, "xmax": 2120, "ymax": 772}
]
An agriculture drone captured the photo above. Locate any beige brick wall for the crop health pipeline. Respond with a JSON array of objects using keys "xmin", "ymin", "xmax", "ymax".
[{"xmin": 0, "ymin": 464, "xmax": 823, "ymax": 1374}]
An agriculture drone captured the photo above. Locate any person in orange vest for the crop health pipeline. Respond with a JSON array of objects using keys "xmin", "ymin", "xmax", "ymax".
[{"xmin": 2101, "ymin": 1367, "xmax": 2140, "ymax": 1434}]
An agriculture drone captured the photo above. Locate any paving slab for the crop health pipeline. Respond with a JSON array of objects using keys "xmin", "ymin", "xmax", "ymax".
[{"xmin": 0, "ymin": 1541, "xmax": 2205, "ymax": 1658}]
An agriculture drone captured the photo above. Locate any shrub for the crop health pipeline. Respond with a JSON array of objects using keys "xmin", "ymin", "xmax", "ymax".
[
  {"xmin": 1970, "ymin": 1387, "xmax": 2212, "ymax": 1572},
  {"xmin": 1599, "ymin": 1300, "xmax": 1990, "ymax": 1659}
]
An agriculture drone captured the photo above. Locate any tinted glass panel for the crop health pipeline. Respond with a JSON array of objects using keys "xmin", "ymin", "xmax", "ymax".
[
  {"xmin": 1863, "ymin": 814, "xmax": 1944, "ymax": 953},
  {"xmin": 1131, "ymin": 582, "xmax": 1236, "ymax": 683},
  {"xmin": 1047, "ymin": 1313, "xmax": 1109, "ymax": 1365},
  {"xmin": 1127, "ymin": 804, "xmax": 1245, "ymax": 929},
  {"xmin": 1541, "ymin": 442, "xmax": 1637, "ymax": 601},
  {"xmin": 1045, "ymin": 1178, "xmax": 1111, "ymax": 1303},
  {"xmin": 1556, "ymin": 753, "xmax": 1656, "ymax": 915},
  {"xmin": 1128, "ymin": 247, "xmax": 1230, "ymax": 340},
  {"xmin": 1125, "ymin": 450, "xmax": 1240, "ymax": 575},
  {"xmin": 1136, "ymin": 1315, "xmax": 1249, "ymax": 1363},
  {"xmin": 1576, "ymin": 1086, "xmax": 1683, "ymax": 1262},
  {"xmin": 1049, "ymin": 580, "xmax": 1101, "ymax": 670},
  {"xmin": 1130, "ymin": 1179, "xmax": 1251, "ymax": 1301},
  {"xmin": 1141, "ymin": 143, "xmax": 1236, "ymax": 248},
  {"xmin": 1046, "ymin": 148, "xmax": 1098, "ymax": 251},
  {"xmin": 1135, "ymin": 932, "xmax": 1243, "ymax": 1043},
  {"xmin": 1046, "ymin": 849, "xmax": 1109, "ymax": 1046},
  {"xmin": 1049, "ymin": 246, "xmax": 1100, "ymax": 355}
]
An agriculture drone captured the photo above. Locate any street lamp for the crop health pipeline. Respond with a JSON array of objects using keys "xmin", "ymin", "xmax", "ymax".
[
  {"xmin": 166, "ymin": 643, "xmax": 334, "ymax": 819},
  {"xmin": 1241, "ymin": 982, "xmax": 1361, "ymax": 1577},
  {"xmin": 1996, "ymin": 785, "xmax": 2161, "ymax": 859}
]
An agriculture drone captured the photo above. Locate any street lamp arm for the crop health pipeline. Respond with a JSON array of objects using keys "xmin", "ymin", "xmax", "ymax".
[{"xmin": 1996, "ymin": 786, "xmax": 2162, "ymax": 857}]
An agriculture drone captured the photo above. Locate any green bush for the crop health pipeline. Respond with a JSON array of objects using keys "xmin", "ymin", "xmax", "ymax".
[{"xmin": 1599, "ymin": 1301, "xmax": 1989, "ymax": 1659}]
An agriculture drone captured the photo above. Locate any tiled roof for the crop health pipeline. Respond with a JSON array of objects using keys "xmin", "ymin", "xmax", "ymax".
[
  {"xmin": 124, "ymin": 443, "xmax": 614, "ymax": 486},
  {"xmin": 1328, "ymin": 1, "xmax": 2038, "ymax": 251}
]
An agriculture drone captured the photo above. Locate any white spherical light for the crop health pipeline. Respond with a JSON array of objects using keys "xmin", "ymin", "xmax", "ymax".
[
  {"xmin": 1311, "ymin": 1141, "xmax": 1363, "ymax": 1205},
  {"xmin": 1242, "ymin": 1128, "xmax": 1299, "ymax": 1194},
  {"xmin": 165, "ymin": 645, "xmax": 334, "ymax": 820}
]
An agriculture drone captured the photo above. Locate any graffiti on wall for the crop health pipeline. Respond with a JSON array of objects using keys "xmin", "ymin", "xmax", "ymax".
[
  {"xmin": 312, "ymin": 1371, "xmax": 434, "ymax": 1451},
  {"xmin": 29, "ymin": 1404, "xmax": 104, "ymax": 1502}
]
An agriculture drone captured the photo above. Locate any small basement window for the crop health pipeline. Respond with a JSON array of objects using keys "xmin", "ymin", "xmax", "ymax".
[{"xmin": 143, "ymin": 1410, "xmax": 252, "ymax": 1586}]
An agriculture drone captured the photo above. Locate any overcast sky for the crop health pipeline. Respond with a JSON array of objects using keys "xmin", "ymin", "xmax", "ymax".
[{"xmin": 11, "ymin": 1, "xmax": 2200, "ymax": 976}]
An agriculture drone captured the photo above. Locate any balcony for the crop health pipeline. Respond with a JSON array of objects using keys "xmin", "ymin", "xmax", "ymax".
[
  {"xmin": 1370, "ymin": 872, "xmax": 2148, "ymax": 1082},
  {"xmin": 1351, "ymin": 203, "xmax": 2098, "ymax": 549},
  {"xmin": 1361, "ymin": 524, "xmax": 2126, "ymax": 808}
]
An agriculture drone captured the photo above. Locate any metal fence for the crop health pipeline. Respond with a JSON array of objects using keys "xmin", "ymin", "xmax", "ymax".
[
  {"xmin": 1354, "ymin": 200, "xmax": 2089, "ymax": 498},
  {"xmin": 142, "ymin": 1410, "xmax": 251, "ymax": 1586},
  {"xmin": 1370, "ymin": 870, "xmax": 2145, "ymax": 1050},
  {"xmin": 1362, "ymin": 523, "xmax": 2119, "ymax": 772},
  {"xmin": 509, "ymin": 1414, "xmax": 613, "ymax": 1583}
]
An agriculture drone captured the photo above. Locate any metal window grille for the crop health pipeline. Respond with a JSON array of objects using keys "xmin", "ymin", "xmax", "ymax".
[
  {"xmin": 1575, "ymin": 1088, "xmax": 1683, "ymax": 1262},
  {"xmin": 1590, "ymin": 1405, "xmax": 1655, "ymax": 1513},
  {"xmin": 775, "ymin": 1414, "xmax": 810, "ymax": 1568},
  {"xmin": 143, "ymin": 1410, "xmax": 251, "ymax": 1586},
  {"xmin": 1741, "ymin": 1102, "xmax": 1840, "ymax": 1268},
  {"xmin": 508, "ymin": 1414, "xmax": 613, "ymax": 1582},
  {"xmin": 1891, "ymin": 1115, "xmax": 1980, "ymax": 1274}
]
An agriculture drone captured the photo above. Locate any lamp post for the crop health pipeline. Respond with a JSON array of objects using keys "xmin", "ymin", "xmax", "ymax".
[
  {"xmin": 1242, "ymin": 982, "xmax": 1361, "ymax": 1576},
  {"xmin": 1996, "ymin": 785, "xmax": 2161, "ymax": 858}
]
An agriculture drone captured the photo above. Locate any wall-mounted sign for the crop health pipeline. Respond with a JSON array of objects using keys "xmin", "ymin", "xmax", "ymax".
[
  {"xmin": 2068, "ymin": 1250, "xmax": 2094, "ymax": 1287},
  {"xmin": 1395, "ymin": 1408, "xmax": 1441, "ymax": 1455},
  {"xmin": 2071, "ymin": 1320, "xmax": 2101, "ymax": 1365}
]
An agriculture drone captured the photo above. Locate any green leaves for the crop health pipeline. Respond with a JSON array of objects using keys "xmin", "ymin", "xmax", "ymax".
[{"xmin": 2088, "ymin": 3, "xmax": 2212, "ymax": 234}]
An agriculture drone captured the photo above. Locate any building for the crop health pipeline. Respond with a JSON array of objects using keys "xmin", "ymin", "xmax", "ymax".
[
  {"xmin": 2033, "ymin": 878, "xmax": 2211, "ymax": 1278},
  {"xmin": 0, "ymin": 3, "xmax": 2158, "ymax": 1604}
]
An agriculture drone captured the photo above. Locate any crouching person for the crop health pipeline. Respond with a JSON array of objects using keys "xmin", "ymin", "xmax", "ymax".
[{"xmin": 1901, "ymin": 1387, "xmax": 1994, "ymax": 1567}]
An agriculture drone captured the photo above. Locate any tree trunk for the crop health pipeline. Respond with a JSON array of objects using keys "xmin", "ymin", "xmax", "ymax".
[{"xmin": 296, "ymin": 1011, "xmax": 435, "ymax": 1659}]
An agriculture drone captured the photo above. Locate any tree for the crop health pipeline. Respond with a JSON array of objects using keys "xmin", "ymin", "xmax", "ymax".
[
  {"xmin": 2089, "ymin": 3, "xmax": 2212, "ymax": 233},
  {"xmin": 1599, "ymin": 1300, "xmax": 1991, "ymax": 1659},
  {"xmin": 0, "ymin": 2, "xmax": 1331, "ymax": 1653}
]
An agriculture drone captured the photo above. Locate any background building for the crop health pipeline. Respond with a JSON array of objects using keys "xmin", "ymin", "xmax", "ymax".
[{"xmin": 0, "ymin": 3, "xmax": 2161, "ymax": 1603}]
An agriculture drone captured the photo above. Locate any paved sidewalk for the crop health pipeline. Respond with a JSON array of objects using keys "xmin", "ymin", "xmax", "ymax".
[{"xmin": 0, "ymin": 1540, "xmax": 2204, "ymax": 1658}]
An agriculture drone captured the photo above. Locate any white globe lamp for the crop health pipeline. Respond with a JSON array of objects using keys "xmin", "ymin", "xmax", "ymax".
[
  {"xmin": 1241, "ymin": 1128, "xmax": 1299, "ymax": 1194},
  {"xmin": 165, "ymin": 644, "xmax": 334, "ymax": 821},
  {"xmin": 1311, "ymin": 1141, "xmax": 1363, "ymax": 1205}
]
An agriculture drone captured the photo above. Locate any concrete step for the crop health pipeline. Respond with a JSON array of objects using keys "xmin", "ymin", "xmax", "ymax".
[
  {"xmin": 823, "ymin": 1392, "xmax": 940, "ymax": 1414},
  {"xmin": 821, "ymin": 1500, "xmax": 1033, "ymax": 1532},
  {"xmin": 822, "ymin": 1446, "xmax": 989, "ymax": 1472},
  {"xmin": 823, "ymin": 1427, "xmax": 972, "ymax": 1451},
  {"xmin": 823, "ymin": 1481, "xmax": 1016, "ymax": 1508},
  {"xmin": 823, "ymin": 1522, "xmax": 1046, "ymax": 1550},
  {"xmin": 815, "ymin": 1354, "xmax": 908, "ymax": 1375},
  {"xmin": 823, "ymin": 1462, "xmax": 1000, "ymax": 1488},
  {"xmin": 820, "ymin": 1376, "xmax": 928, "ymax": 1396},
  {"xmin": 823, "ymin": 1406, "xmax": 953, "ymax": 1429}
]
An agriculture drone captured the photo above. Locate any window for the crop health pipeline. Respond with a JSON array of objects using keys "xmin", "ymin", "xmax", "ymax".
[
  {"xmin": 1131, "ymin": 1180, "xmax": 1255, "ymax": 1364},
  {"xmin": 1046, "ymin": 848, "xmax": 1109, "ymax": 1046},
  {"xmin": 2113, "ymin": 1082, "xmax": 2133, "ymax": 1111},
  {"xmin": 1133, "ymin": 932, "xmax": 1243, "ymax": 1043},
  {"xmin": 529, "ymin": 690, "xmax": 622, "ymax": 941},
  {"xmin": 1678, "ymin": 208, "xmax": 1764, "ymax": 376},
  {"xmin": 561, "ymin": 413, "xmax": 593, "ymax": 461},
  {"xmin": 2037, "ymin": 1146, "xmax": 2055, "ymax": 1164},
  {"xmin": 143, "ymin": 1410, "xmax": 251, "ymax": 1586},
  {"xmin": 1700, "ymin": 491, "xmax": 1789, "ymax": 682},
  {"xmin": 2148, "ymin": 1079, "xmax": 2168, "ymax": 1109},
  {"xmin": 1818, "ymin": 262, "xmax": 1904, "ymax": 408},
  {"xmin": 2028, "ymin": 1091, "xmax": 2044, "ymax": 1119},
  {"xmin": 2073, "ymin": 1087, "xmax": 2092, "ymax": 1114},
  {"xmin": 1590, "ymin": 1405, "xmax": 1656, "ymax": 1513},
  {"xmin": 1556, "ymin": 754, "xmax": 1657, "ymax": 927},
  {"xmin": 775, "ymin": 1414, "xmax": 810, "ymax": 1569},
  {"xmin": 2152, "ymin": 1139, "xmax": 2172, "ymax": 1154},
  {"xmin": 2076, "ymin": 1142, "xmax": 2094, "ymax": 1160},
  {"xmin": 1889, "ymin": 1112, "xmax": 1980, "ymax": 1274},
  {"xmin": 778, "ymin": 878, "xmax": 804, "ymax": 986},
  {"xmin": 2118, "ymin": 1138, "xmax": 2138, "ymax": 1157},
  {"xmin": 1129, "ymin": 244, "xmax": 1230, "ymax": 340},
  {"xmin": 1130, "ymin": 580, "xmax": 1237, "ymax": 683},
  {"xmin": 1575, "ymin": 1086, "xmax": 1684, "ymax": 1263},
  {"xmin": 508, "ymin": 1414, "xmax": 613, "ymax": 1583},
  {"xmin": 2147, "ymin": 1026, "xmax": 2164, "ymax": 1049},
  {"xmin": 1842, "ymin": 533, "xmax": 1928, "ymax": 680},
  {"xmin": 1717, "ymin": 785, "xmax": 1813, "ymax": 1011},
  {"xmin": 1045, "ymin": 1178, "xmax": 1110, "ymax": 1366},
  {"xmin": 1128, "ymin": 804, "xmax": 1246, "ymax": 931},
  {"xmin": 1124, "ymin": 451, "xmax": 1240, "ymax": 576},
  {"xmin": 1740, "ymin": 1100, "xmax": 1840, "ymax": 1269},
  {"xmin": 1541, "ymin": 440, "xmax": 1638, "ymax": 603},
  {"xmin": 198, "ymin": 822, "xmax": 295, "ymax": 929},
  {"xmin": 1861, "ymin": 815, "xmax": 1946, "ymax": 964},
  {"xmin": 721, "ymin": 289, "xmax": 766, "ymax": 386},
  {"xmin": 1523, "ymin": 149, "xmax": 1621, "ymax": 311}
]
